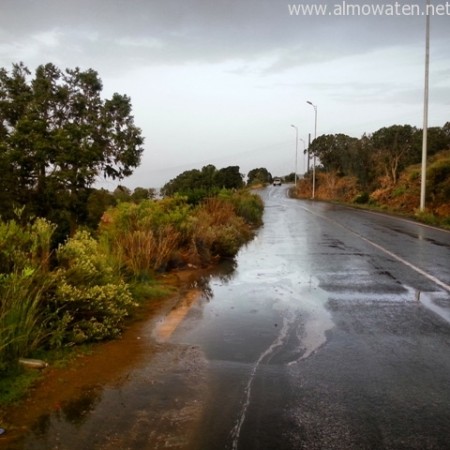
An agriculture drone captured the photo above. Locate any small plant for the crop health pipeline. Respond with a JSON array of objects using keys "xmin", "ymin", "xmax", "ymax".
[
  {"xmin": 353, "ymin": 192, "xmax": 370, "ymax": 204},
  {"xmin": 415, "ymin": 210, "xmax": 439, "ymax": 226},
  {"xmin": 392, "ymin": 186, "xmax": 407, "ymax": 198},
  {"xmin": 50, "ymin": 230, "xmax": 136, "ymax": 345}
]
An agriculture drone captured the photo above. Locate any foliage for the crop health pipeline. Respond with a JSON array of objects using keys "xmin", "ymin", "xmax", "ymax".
[
  {"xmin": 426, "ymin": 153, "xmax": 450, "ymax": 204},
  {"xmin": 0, "ymin": 268, "xmax": 51, "ymax": 372},
  {"xmin": 99, "ymin": 198, "xmax": 193, "ymax": 275},
  {"xmin": 0, "ymin": 366, "xmax": 42, "ymax": 406},
  {"xmin": 0, "ymin": 216, "xmax": 55, "ymax": 273},
  {"xmin": 353, "ymin": 192, "xmax": 370, "ymax": 204},
  {"xmin": 113, "ymin": 185, "xmax": 132, "ymax": 202},
  {"xmin": 370, "ymin": 124, "xmax": 417, "ymax": 184},
  {"xmin": 131, "ymin": 187, "xmax": 156, "ymax": 202},
  {"xmin": 161, "ymin": 165, "xmax": 244, "ymax": 201},
  {"xmin": 86, "ymin": 188, "xmax": 117, "ymax": 229},
  {"xmin": 0, "ymin": 62, "xmax": 144, "ymax": 237},
  {"xmin": 192, "ymin": 197, "xmax": 251, "ymax": 260},
  {"xmin": 0, "ymin": 217, "xmax": 55, "ymax": 372},
  {"xmin": 50, "ymin": 230, "xmax": 135, "ymax": 346},
  {"xmin": 219, "ymin": 189, "xmax": 264, "ymax": 227},
  {"xmin": 247, "ymin": 167, "xmax": 272, "ymax": 186},
  {"xmin": 100, "ymin": 191, "xmax": 264, "ymax": 273}
]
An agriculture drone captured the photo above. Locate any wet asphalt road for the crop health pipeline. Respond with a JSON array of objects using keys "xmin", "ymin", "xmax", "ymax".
[
  {"xmin": 7, "ymin": 185, "xmax": 450, "ymax": 450},
  {"xmin": 174, "ymin": 186, "xmax": 450, "ymax": 450}
]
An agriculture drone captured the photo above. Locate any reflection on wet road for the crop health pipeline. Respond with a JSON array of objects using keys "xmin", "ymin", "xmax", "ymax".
[{"xmin": 5, "ymin": 185, "xmax": 450, "ymax": 449}]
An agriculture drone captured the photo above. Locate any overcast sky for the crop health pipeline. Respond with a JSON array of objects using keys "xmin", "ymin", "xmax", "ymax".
[{"xmin": 1, "ymin": 0, "xmax": 449, "ymax": 188}]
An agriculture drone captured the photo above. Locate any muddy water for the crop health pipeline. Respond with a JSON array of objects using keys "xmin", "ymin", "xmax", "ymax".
[{"xmin": 1, "ymin": 270, "xmax": 217, "ymax": 450}]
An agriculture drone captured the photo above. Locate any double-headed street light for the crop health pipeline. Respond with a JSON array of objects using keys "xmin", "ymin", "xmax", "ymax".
[
  {"xmin": 291, "ymin": 124, "xmax": 298, "ymax": 186},
  {"xmin": 306, "ymin": 100, "xmax": 317, "ymax": 199}
]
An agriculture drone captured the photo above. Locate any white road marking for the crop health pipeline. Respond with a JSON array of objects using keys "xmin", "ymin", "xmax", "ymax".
[{"xmin": 300, "ymin": 204, "xmax": 450, "ymax": 293}]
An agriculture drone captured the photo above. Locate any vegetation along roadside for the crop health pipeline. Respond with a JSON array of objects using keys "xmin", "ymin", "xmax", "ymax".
[{"xmin": 0, "ymin": 62, "xmax": 264, "ymax": 417}]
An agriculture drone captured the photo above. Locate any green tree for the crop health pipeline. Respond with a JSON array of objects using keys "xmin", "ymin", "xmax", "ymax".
[
  {"xmin": 131, "ymin": 187, "xmax": 156, "ymax": 202},
  {"xmin": 414, "ymin": 126, "xmax": 450, "ymax": 158},
  {"xmin": 113, "ymin": 185, "xmax": 132, "ymax": 202},
  {"xmin": 370, "ymin": 125, "xmax": 417, "ymax": 185},
  {"xmin": 161, "ymin": 165, "xmax": 244, "ymax": 201},
  {"xmin": 247, "ymin": 168, "xmax": 272, "ymax": 185},
  {"xmin": 161, "ymin": 168, "xmax": 204, "ymax": 197},
  {"xmin": 0, "ymin": 62, "xmax": 144, "ymax": 234},
  {"xmin": 86, "ymin": 188, "xmax": 116, "ymax": 229},
  {"xmin": 215, "ymin": 166, "xmax": 244, "ymax": 189}
]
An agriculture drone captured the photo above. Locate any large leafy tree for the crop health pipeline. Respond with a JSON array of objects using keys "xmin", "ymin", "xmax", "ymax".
[
  {"xmin": 309, "ymin": 133, "xmax": 374, "ymax": 188},
  {"xmin": 369, "ymin": 125, "xmax": 417, "ymax": 185},
  {"xmin": 247, "ymin": 167, "xmax": 272, "ymax": 185},
  {"xmin": 215, "ymin": 166, "xmax": 244, "ymax": 189},
  {"xmin": 0, "ymin": 62, "xmax": 144, "ymax": 234}
]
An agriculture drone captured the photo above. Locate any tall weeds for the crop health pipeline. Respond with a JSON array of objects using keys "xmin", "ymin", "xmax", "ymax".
[
  {"xmin": 0, "ymin": 217, "xmax": 56, "ymax": 372},
  {"xmin": 0, "ymin": 269, "xmax": 50, "ymax": 372}
]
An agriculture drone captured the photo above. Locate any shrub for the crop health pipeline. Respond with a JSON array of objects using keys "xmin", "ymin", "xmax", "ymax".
[
  {"xmin": 427, "ymin": 156, "xmax": 450, "ymax": 203},
  {"xmin": 100, "ymin": 198, "xmax": 193, "ymax": 276},
  {"xmin": 221, "ymin": 190, "xmax": 264, "ymax": 226},
  {"xmin": 192, "ymin": 197, "xmax": 252, "ymax": 262},
  {"xmin": 50, "ymin": 230, "xmax": 135, "ymax": 346}
]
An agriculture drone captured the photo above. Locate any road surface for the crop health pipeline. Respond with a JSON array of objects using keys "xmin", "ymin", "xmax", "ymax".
[{"xmin": 6, "ymin": 185, "xmax": 450, "ymax": 450}]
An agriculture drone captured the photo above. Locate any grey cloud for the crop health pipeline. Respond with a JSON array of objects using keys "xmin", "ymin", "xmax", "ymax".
[{"xmin": 2, "ymin": 0, "xmax": 448, "ymax": 72}]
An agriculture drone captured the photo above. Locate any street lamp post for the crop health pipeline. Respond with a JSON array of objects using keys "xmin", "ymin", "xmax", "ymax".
[
  {"xmin": 306, "ymin": 101, "xmax": 317, "ymax": 199},
  {"xmin": 420, "ymin": 0, "xmax": 431, "ymax": 212},
  {"xmin": 291, "ymin": 124, "xmax": 298, "ymax": 186}
]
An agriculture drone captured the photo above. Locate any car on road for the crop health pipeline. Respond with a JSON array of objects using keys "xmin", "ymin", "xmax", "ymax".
[{"xmin": 273, "ymin": 178, "xmax": 282, "ymax": 186}]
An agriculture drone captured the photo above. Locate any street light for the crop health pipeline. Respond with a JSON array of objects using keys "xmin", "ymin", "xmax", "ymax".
[
  {"xmin": 291, "ymin": 124, "xmax": 298, "ymax": 186},
  {"xmin": 306, "ymin": 101, "xmax": 317, "ymax": 199},
  {"xmin": 420, "ymin": 0, "xmax": 431, "ymax": 212}
]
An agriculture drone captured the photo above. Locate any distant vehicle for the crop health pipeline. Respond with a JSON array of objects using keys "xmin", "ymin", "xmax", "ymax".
[{"xmin": 273, "ymin": 178, "xmax": 282, "ymax": 186}]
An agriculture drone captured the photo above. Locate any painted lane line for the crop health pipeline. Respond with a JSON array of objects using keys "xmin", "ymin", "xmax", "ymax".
[
  {"xmin": 349, "ymin": 230, "xmax": 450, "ymax": 293},
  {"xmin": 299, "ymin": 205, "xmax": 450, "ymax": 293}
]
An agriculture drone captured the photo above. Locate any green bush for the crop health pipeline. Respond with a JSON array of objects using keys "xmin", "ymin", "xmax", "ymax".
[
  {"xmin": 192, "ymin": 197, "xmax": 253, "ymax": 261},
  {"xmin": 50, "ymin": 230, "xmax": 135, "ymax": 346},
  {"xmin": 0, "ymin": 217, "xmax": 55, "ymax": 273},
  {"xmin": 221, "ymin": 190, "xmax": 264, "ymax": 226},
  {"xmin": 100, "ymin": 198, "xmax": 193, "ymax": 275}
]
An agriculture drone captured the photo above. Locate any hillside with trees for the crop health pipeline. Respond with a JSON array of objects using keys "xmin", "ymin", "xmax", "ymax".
[{"xmin": 295, "ymin": 123, "xmax": 450, "ymax": 226}]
